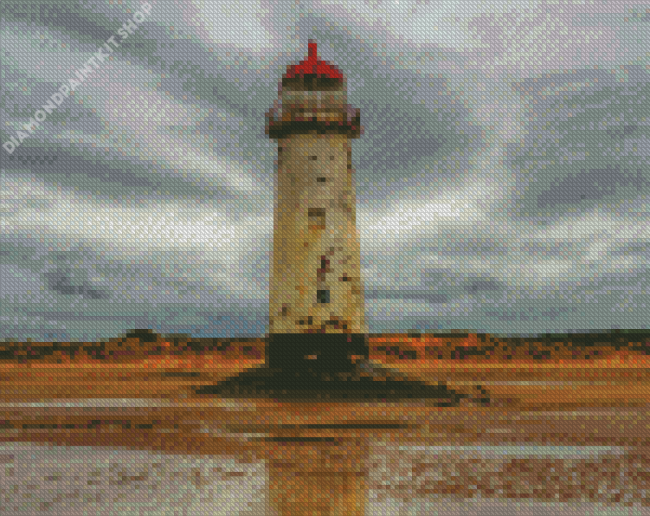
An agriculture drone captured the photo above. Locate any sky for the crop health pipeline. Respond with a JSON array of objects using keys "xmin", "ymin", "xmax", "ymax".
[{"xmin": 1, "ymin": 0, "xmax": 649, "ymax": 342}]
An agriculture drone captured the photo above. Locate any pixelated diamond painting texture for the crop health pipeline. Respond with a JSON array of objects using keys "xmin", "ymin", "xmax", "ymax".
[{"xmin": 2, "ymin": 0, "xmax": 650, "ymax": 515}]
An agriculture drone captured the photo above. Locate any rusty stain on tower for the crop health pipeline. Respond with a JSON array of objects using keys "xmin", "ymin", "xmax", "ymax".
[{"xmin": 266, "ymin": 40, "xmax": 366, "ymax": 335}]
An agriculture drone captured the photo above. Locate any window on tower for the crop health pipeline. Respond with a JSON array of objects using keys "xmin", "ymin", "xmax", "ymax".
[
  {"xmin": 308, "ymin": 207, "xmax": 326, "ymax": 230},
  {"xmin": 317, "ymin": 290, "xmax": 330, "ymax": 304}
]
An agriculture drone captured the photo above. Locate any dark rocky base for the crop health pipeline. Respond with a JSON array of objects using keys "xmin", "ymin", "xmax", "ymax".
[
  {"xmin": 194, "ymin": 363, "xmax": 466, "ymax": 404},
  {"xmin": 194, "ymin": 333, "xmax": 470, "ymax": 404}
]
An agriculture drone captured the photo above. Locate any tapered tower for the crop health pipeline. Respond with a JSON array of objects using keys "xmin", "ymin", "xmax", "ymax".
[
  {"xmin": 195, "ymin": 42, "xmax": 469, "ymax": 405},
  {"xmin": 266, "ymin": 41, "xmax": 366, "ymax": 334}
]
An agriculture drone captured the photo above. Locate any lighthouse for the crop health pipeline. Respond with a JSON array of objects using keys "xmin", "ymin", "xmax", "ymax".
[
  {"xmin": 266, "ymin": 41, "xmax": 366, "ymax": 335},
  {"xmin": 195, "ymin": 42, "xmax": 468, "ymax": 405}
]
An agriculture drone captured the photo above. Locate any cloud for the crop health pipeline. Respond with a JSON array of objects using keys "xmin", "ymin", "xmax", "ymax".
[
  {"xmin": 43, "ymin": 267, "xmax": 112, "ymax": 301},
  {"xmin": 1, "ymin": 0, "xmax": 649, "ymax": 341}
]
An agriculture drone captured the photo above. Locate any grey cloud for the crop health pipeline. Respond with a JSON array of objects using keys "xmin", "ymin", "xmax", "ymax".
[
  {"xmin": 508, "ymin": 66, "xmax": 650, "ymax": 219},
  {"xmin": 477, "ymin": 269, "xmax": 650, "ymax": 333},
  {"xmin": 521, "ymin": 239, "xmax": 589, "ymax": 260},
  {"xmin": 609, "ymin": 240, "xmax": 650, "ymax": 258},
  {"xmin": 1, "ymin": 80, "xmax": 106, "ymax": 136},
  {"xmin": 535, "ymin": 167, "xmax": 650, "ymax": 210},
  {"xmin": 606, "ymin": 124, "xmax": 639, "ymax": 139},
  {"xmin": 3, "ymin": 1, "xmax": 115, "ymax": 43},
  {"xmin": 351, "ymin": 64, "xmax": 481, "ymax": 202},
  {"xmin": 422, "ymin": 269, "xmax": 508, "ymax": 303},
  {"xmin": 540, "ymin": 306, "xmax": 579, "ymax": 319},
  {"xmin": 2, "ymin": 0, "xmax": 649, "ymax": 341},
  {"xmin": 2, "ymin": 0, "xmax": 157, "ymax": 60},
  {"xmin": 2, "ymin": 149, "xmax": 159, "ymax": 192},
  {"xmin": 211, "ymin": 92, "xmax": 269, "ymax": 125},
  {"xmin": 355, "ymin": 99, "xmax": 447, "ymax": 171},
  {"xmin": 463, "ymin": 278, "xmax": 504, "ymax": 295},
  {"xmin": 365, "ymin": 289, "xmax": 448, "ymax": 304},
  {"xmin": 1, "ymin": 146, "xmax": 257, "ymax": 206},
  {"xmin": 393, "ymin": 231, "xmax": 509, "ymax": 258},
  {"xmin": 0, "ymin": 235, "xmax": 270, "ymax": 341},
  {"xmin": 43, "ymin": 267, "xmax": 112, "ymax": 301},
  {"xmin": 437, "ymin": 237, "xmax": 509, "ymax": 258},
  {"xmin": 17, "ymin": 312, "xmax": 151, "ymax": 323}
]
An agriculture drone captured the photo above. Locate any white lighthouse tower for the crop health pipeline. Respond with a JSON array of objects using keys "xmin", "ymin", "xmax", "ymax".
[
  {"xmin": 196, "ymin": 42, "xmax": 469, "ymax": 406},
  {"xmin": 266, "ymin": 41, "xmax": 366, "ymax": 335}
]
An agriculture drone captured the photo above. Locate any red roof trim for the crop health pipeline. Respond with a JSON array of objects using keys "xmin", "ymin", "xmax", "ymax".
[{"xmin": 284, "ymin": 41, "xmax": 344, "ymax": 80}]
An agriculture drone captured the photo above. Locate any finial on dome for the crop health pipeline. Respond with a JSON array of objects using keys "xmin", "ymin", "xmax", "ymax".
[
  {"xmin": 308, "ymin": 40, "xmax": 318, "ymax": 61},
  {"xmin": 283, "ymin": 40, "xmax": 344, "ymax": 81}
]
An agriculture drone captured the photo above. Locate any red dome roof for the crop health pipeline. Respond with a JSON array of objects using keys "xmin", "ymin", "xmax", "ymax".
[{"xmin": 284, "ymin": 41, "xmax": 344, "ymax": 80}]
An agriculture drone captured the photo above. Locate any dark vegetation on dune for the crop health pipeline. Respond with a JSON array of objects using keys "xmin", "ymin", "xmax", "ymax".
[{"xmin": 0, "ymin": 328, "xmax": 649, "ymax": 363}]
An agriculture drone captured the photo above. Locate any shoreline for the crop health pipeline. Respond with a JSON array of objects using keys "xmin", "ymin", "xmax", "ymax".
[{"xmin": 1, "ymin": 335, "xmax": 649, "ymax": 513}]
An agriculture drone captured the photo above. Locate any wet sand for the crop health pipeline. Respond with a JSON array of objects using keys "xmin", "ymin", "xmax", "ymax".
[
  {"xmin": 0, "ymin": 423, "xmax": 647, "ymax": 515},
  {"xmin": 1, "ymin": 333, "xmax": 649, "ymax": 514}
]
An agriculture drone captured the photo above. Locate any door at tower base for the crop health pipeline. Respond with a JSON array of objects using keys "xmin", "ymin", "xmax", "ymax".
[{"xmin": 269, "ymin": 134, "xmax": 366, "ymax": 334}]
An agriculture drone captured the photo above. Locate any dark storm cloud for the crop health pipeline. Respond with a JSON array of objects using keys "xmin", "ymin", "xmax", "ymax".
[
  {"xmin": 520, "ymin": 238, "xmax": 589, "ymax": 260},
  {"xmin": 535, "ymin": 167, "xmax": 650, "ymax": 210},
  {"xmin": 387, "ymin": 226, "xmax": 510, "ymax": 258},
  {"xmin": 0, "ymin": 233, "xmax": 269, "ymax": 341},
  {"xmin": 43, "ymin": 267, "xmax": 112, "ymax": 300},
  {"xmin": 463, "ymin": 278, "xmax": 504, "ymax": 295},
  {"xmin": 1, "ymin": 80, "xmax": 106, "ymax": 137},
  {"xmin": 606, "ymin": 124, "xmax": 639, "ymax": 139},
  {"xmin": 353, "ymin": 70, "xmax": 483, "ymax": 202},
  {"xmin": 3, "ymin": 148, "xmax": 159, "ymax": 191},
  {"xmin": 354, "ymin": 98, "xmax": 447, "ymax": 171},
  {"xmin": 2, "ymin": 0, "xmax": 115, "ymax": 43},
  {"xmin": 365, "ymin": 288, "xmax": 449, "ymax": 304},
  {"xmin": 507, "ymin": 66, "xmax": 650, "ymax": 219},
  {"xmin": 437, "ymin": 236, "xmax": 509, "ymax": 258},
  {"xmin": 1, "ymin": 144, "xmax": 255, "ymax": 205},
  {"xmin": 609, "ymin": 240, "xmax": 650, "ymax": 258},
  {"xmin": 480, "ymin": 268, "xmax": 650, "ymax": 334},
  {"xmin": 370, "ymin": 279, "xmax": 507, "ymax": 305},
  {"xmin": 420, "ymin": 267, "xmax": 508, "ymax": 302}
]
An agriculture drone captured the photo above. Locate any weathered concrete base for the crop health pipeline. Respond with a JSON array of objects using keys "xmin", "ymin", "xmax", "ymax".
[{"xmin": 195, "ymin": 333, "xmax": 469, "ymax": 404}]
